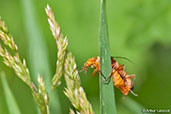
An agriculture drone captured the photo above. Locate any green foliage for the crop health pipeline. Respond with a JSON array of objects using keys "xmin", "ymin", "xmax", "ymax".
[
  {"xmin": 45, "ymin": 5, "xmax": 93, "ymax": 113},
  {"xmin": 122, "ymin": 97, "xmax": 145, "ymax": 114},
  {"xmin": 20, "ymin": 0, "xmax": 61, "ymax": 113},
  {"xmin": 0, "ymin": 0, "xmax": 171, "ymax": 114},
  {"xmin": 98, "ymin": 0, "xmax": 117, "ymax": 114},
  {"xmin": 1, "ymin": 72, "xmax": 21, "ymax": 114},
  {"xmin": 0, "ymin": 3, "xmax": 94, "ymax": 114},
  {"xmin": 0, "ymin": 17, "xmax": 50, "ymax": 114}
]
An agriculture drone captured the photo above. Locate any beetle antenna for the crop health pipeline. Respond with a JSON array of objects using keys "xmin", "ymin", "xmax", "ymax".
[{"xmin": 111, "ymin": 56, "xmax": 134, "ymax": 64}]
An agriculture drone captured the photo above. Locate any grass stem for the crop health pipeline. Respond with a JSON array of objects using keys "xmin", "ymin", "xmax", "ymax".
[{"xmin": 98, "ymin": 0, "xmax": 117, "ymax": 113}]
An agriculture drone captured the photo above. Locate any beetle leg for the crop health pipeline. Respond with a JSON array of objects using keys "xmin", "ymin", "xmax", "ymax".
[
  {"xmin": 130, "ymin": 90, "xmax": 138, "ymax": 96},
  {"xmin": 126, "ymin": 74, "xmax": 136, "ymax": 78},
  {"xmin": 128, "ymin": 74, "xmax": 136, "ymax": 89},
  {"xmin": 102, "ymin": 70, "xmax": 113, "ymax": 84},
  {"xmin": 91, "ymin": 68, "xmax": 99, "ymax": 76},
  {"xmin": 126, "ymin": 74, "xmax": 137, "ymax": 96},
  {"xmin": 117, "ymin": 64, "xmax": 124, "ymax": 70},
  {"xmin": 132, "ymin": 75, "xmax": 136, "ymax": 85},
  {"xmin": 126, "ymin": 74, "xmax": 136, "ymax": 83},
  {"xmin": 99, "ymin": 70, "xmax": 106, "ymax": 79},
  {"xmin": 102, "ymin": 64, "xmax": 117, "ymax": 82}
]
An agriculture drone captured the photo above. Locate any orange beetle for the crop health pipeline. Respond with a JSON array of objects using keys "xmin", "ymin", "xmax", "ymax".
[
  {"xmin": 105, "ymin": 65, "xmax": 137, "ymax": 96},
  {"xmin": 82, "ymin": 56, "xmax": 100, "ymax": 76},
  {"xmin": 81, "ymin": 56, "xmax": 137, "ymax": 96}
]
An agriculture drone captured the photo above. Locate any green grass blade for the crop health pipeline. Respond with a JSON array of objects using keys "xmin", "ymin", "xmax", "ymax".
[
  {"xmin": 98, "ymin": 0, "xmax": 117, "ymax": 114},
  {"xmin": 121, "ymin": 97, "xmax": 153, "ymax": 114},
  {"xmin": 20, "ymin": 0, "xmax": 61, "ymax": 113},
  {"xmin": 1, "ymin": 72, "xmax": 22, "ymax": 114},
  {"xmin": 122, "ymin": 97, "xmax": 144, "ymax": 113}
]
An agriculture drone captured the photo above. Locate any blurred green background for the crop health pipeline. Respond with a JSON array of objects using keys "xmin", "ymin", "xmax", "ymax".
[{"xmin": 0, "ymin": 0, "xmax": 171, "ymax": 114}]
